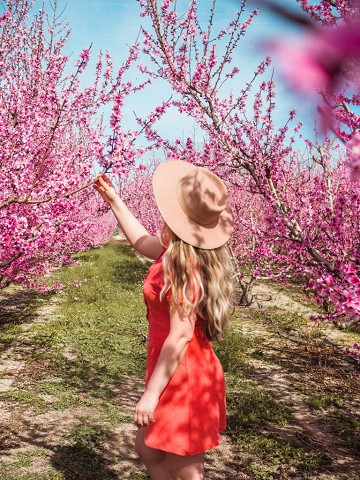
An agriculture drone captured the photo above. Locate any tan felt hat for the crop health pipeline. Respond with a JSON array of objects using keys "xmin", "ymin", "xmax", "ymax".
[{"xmin": 153, "ymin": 160, "xmax": 234, "ymax": 249}]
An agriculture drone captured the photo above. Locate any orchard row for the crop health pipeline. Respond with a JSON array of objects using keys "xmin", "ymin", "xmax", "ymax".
[{"xmin": 1, "ymin": 0, "xmax": 359, "ymax": 359}]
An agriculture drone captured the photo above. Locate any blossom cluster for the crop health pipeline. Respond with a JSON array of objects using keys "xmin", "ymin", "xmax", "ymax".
[{"xmin": 269, "ymin": 1, "xmax": 360, "ymax": 142}]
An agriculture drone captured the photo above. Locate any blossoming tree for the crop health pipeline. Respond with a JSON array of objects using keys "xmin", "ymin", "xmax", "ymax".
[
  {"xmin": 269, "ymin": 0, "xmax": 360, "ymax": 358},
  {"xmin": 2, "ymin": 0, "xmax": 359, "ymax": 358},
  {"xmin": 0, "ymin": 0, "xmax": 147, "ymax": 289},
  {"xmin": 123, "ymin": 0, "xmax": 360, "ymax": 352}
]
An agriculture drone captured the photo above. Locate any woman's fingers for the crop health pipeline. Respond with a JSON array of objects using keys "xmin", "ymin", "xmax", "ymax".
[
  {"xmin": 101, "ymin": 174, "xmax": 112, "ymax": 185},
  {"xmin": 134, "ymin": 392, "xmax": 158, "ymax": 427},
  {"xmin": 134, "ymin": 409, "xmax": 141, "ymax": 426},
  {"xmin": 142, "ymin": 415, "xmax": 149, "ymax": 426},
  {"xmin": 93, "ymin": 182, "xmax": 105, "ymax": 193},
  {"xmin": 93, "ymin": 176, "xmax": 111, "ymax": 195},
  {"xmin": 93, "ymin": 174, "xmax": 112, "ymax": 186},
  {"xmin": 96, "ymin": 176, "xmax": 108, "ymax": 188},
  {"xmin": 134, "ymin": 411, "xmax": 155, "ymax": 427},
  {"xmin": 135, "ymin": 413, "xmax": 147, "ymax": 426}
]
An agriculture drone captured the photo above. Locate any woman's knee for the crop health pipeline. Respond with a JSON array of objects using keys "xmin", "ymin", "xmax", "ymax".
[{"xmin": 168, "ymin": 467, "xmax": 205, "ymax": 480}]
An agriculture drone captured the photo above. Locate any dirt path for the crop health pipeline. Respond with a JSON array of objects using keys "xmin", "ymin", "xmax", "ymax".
[
  {"xmin": 247, "ymin": 357, "xmax": 359, "ymax": 478},
  {"xmin": 235, "ymin": 281, "xmax": 360, "ymax": 478},
  {"xmin": 0, "ymin": 287, "xmax": 40, "ymax": 395},
  {"xmin": 0, "ymin": 284, "xmax": 245, "ymax": 479}
]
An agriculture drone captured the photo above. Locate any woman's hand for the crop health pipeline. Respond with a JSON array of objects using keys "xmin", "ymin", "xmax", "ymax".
[
  {"xmin": 134, "ymin": 391, "xmax": 159, "ymax": 427},
  {"xmin": 93, "ymin": 174, "xmax": 119, "ymax": 204}
]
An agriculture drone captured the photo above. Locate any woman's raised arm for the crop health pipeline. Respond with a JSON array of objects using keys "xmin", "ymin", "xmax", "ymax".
[{"xmin": 94, "ymin": 175, "xmax": 162, "ymax": 260}]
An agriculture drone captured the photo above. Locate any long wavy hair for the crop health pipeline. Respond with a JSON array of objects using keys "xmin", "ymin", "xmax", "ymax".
[{"xmin": 160, "ymin": 224, "xmax": 234, "ymax": 341}]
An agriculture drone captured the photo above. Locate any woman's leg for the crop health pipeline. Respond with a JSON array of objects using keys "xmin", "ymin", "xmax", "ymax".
[
  {"xmin": 135, "ymin": 427, "xmax": 172, "ymax": 479},
  {"xmin": 166, "ymin": 451, "xmax": 205, "ymax": 480}
]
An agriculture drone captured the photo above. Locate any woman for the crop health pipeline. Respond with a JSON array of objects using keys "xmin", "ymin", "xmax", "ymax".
[{"xmin": 94, "ymin": 160, "xmax": 234, "ymax": 480}]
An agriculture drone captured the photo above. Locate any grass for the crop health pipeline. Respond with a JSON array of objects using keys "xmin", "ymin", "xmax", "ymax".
[
  {"xmin": 0, "ymin": 449, "xmax": 60, "ymax": 480},
  {"xmin": 0, "ymin": 474, "xmax": 64, "ymax": 480},
  {"xmin": 0, "ymin": 449, "xmax": 48, "ymax": 469},
  {"xmin": 0, "ymin": 390, "xmax": 49, "ymax": 415},
  {"xmin": 66, "ymin": 423, "xmax": 112, "ymax": 450},
  {"xmin": 29, "ymin": 243, "xmax": 149, "ymax": 387},
  {"xmin": 1, "ymin": 243, "xmax": 148, "ymax": 413},
  {"xmin": 212, "ymin": 320, "xmax": 328, "ymax": 478},
  {"xmin": 35, "ymin": 380, "xmax": 85, "ymax": 410},
  {"xmin": 220, "ymin": 367, "xmax": 325, "ymax": 478},
  {"xmin": 50, "ymin": 421, "xmax": 123, "ymax": 480},
  {"xmin": 305, "ymin": 392, "xmax": 344, "ymax": 411},
  {"xmin": 213, "ymin": 326, "xmax": 257, "ymax": 373},
  {"xmin": 252, "ymin": 307, "xmax": 310, "ymax": 333},
  {"xmin": 127, "ymin": 472, "xmax": 150, "ymax": 479},
  {"xmin": 247, "ymin": 304, "xmax": 360, "ymax": 463},
  {"xmin": 226, "ymin": 377, "xmax": 291, "ymax": 435},
  {"xmin": 0, "ymin": 323, "xmax": 23, "ymax": 344},
  {"xmin": 323, "ymin": 413, "xmax": 360, "ymax": 451},
  {"xmin": 240, "ymin": 434, "xmax": 325, "ymax": 479},
  {"xmin": 0, "ymin": 243, "xmax": 148, "ymax": 479}
]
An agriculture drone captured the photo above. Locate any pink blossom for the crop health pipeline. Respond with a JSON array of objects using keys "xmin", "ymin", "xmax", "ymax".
[
  {"xmin": 270, "ymin": 37, "xmax": 330, "ymax": 92},
  {"xmin": 344, "ymin": 342, "xmax": 360, "ymax": 361},
  {"xmin": 297, "ymin": 0, "xmax": 356, "ymax": 25},
  {"xmin": 80, "ymin": 48, "xmax": 91, "ymax": 61},
  {"xmin": 270, "ymin": 21, "xmax": 360, "ymax": 94},
  {"xmin": 0, "ymin": 11, "xmax": 11, "ymax": 24},
  {"xmin": 267, "ymin": 1, "xmax": 360, "ymax": 135},
  {"xmin": 133, "ymin": 0, "xmax": 360, "ymax": 344}
]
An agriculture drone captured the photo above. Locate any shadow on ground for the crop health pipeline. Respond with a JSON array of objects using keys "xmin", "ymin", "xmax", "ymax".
[
  {"xmin": 0, "ymin": 394, "xmax": 147, "ymax": 479},
  {"xmin": 0, "ymin": 288, "xmax": 45, "ymax": 327}
]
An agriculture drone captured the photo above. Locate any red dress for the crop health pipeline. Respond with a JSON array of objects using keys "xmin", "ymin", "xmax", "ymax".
[{"xmin": 142, "ymin": 250, "xmax": 226, "ymax": 456}]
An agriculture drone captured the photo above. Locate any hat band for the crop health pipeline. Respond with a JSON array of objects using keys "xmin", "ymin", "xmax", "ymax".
[{"xmin": 176, "ymin": 183, "xmax": 221, "ymax": 226}]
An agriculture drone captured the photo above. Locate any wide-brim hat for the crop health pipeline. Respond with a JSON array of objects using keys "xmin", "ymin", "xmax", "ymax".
[{"xmin": 153, "ymin": 160, "xmax": 233, "ymax": 249}]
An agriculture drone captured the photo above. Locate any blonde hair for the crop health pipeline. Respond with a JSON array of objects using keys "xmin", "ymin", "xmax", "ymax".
[{"xmin": 160, "ymin": 225, "xmax": 234, "ymax": 341}]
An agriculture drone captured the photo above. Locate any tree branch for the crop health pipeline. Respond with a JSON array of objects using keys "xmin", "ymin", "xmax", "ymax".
[{"xmin": 0, "ymin": 252, "xmax": 23, "ymax": 269}]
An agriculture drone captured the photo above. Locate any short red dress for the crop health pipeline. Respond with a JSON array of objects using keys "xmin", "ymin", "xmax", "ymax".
[{"xmin": 142, "ymin": 250, "xmax": 226, "ymax": 456}]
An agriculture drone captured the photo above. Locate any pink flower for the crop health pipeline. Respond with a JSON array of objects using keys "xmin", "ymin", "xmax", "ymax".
[
  {"xmin": 270, "ymin": 22, "xmax": 360, "ymax": 94},
  {"xmin": 270, "ymin": 37, "xmax": 330, "ymax": 92},
  {"xmin": 346, "ymin": 274, "xmax": 360, "ymax": 286},
  {"xmin": 0, "ymin": 11, "xmax": 11, "ymax": 24},
  {"xmin": 325, "ymin": 275, "xmax": 335, "ymax": 287},
  {"xmin": 80, "ymin": 49, "xmax": 91, "ymax": 61}
]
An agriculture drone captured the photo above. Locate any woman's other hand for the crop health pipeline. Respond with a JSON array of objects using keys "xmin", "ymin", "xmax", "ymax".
[
  {"xmin": 93, "ymin": 174, "xmax": 119, "ymax": 204},
  {"xmin": 134, "ymin": 391, "xmax": 159, "ymax": 427}
]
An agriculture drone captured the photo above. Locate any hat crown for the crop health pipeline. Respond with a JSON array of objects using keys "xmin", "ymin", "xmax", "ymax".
[
  {"xmin": 176, "ymin": 167, "xmax": 228, "ymax": 226},
  {"xmin": 153, "ymin": 159, "xmax": 233, "ymax": 249}
]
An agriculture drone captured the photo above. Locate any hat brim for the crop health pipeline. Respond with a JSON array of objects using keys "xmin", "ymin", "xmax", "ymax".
[{"xmin": 153, "ymin": 160, "xmax": 234, "ymax": 249}]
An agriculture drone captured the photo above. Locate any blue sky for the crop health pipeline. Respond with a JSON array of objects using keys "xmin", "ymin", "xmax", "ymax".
[{"xmin": 50, "ymin": 0, "xmax": 316, "ymax": 150}]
